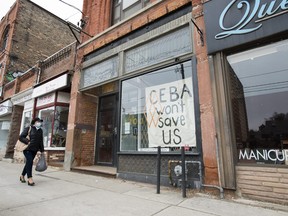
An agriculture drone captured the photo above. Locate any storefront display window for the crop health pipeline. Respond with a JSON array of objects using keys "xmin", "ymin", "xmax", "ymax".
[
  {"xmin": 53, "ymin": 106, "xmax": 68, "ymax": 147},
  {"xmin": 227, "ymin": 39, "xmax": 288, "ymax": 165},
  {"xmin": 38, "ymin": 107, "xmax": 54, "ymax": 148},
  {"xmin": 37, "ymin": 105, "xmax": 69, "ymax": 148},
  {"xmin": 120, "ymin": 61, "xmax": 197, "ymax": 152},
  {"xmin": 34, "ymin": 90, "xmax": 70, "ymax": 149}
]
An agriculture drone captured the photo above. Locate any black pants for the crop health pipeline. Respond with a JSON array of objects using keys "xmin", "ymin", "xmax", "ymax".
[{"xmin": 22, "ymin": 151, "xmax": 37, "ymax": 178}]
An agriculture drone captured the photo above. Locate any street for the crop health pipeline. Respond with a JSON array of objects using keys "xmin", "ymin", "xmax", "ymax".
[{"xmin": 0, "ymin": 161, "xmax": 287, "ymax": 216}]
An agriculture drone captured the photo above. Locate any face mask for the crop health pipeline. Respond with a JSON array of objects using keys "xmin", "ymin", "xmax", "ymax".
[{"xmin": 35, "ymin": 122, "xmax": 42, "ymax": 128}]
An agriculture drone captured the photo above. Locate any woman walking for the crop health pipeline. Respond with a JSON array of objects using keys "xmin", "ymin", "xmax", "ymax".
[{"xmin": 19, "ymin": 117, "xmax": 44, "ymax": 186}]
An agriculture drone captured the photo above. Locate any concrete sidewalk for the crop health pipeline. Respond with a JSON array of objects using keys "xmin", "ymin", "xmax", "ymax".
[{"xmin": 0, "ymin": 161, "xmax": 287, "ymax": 216}]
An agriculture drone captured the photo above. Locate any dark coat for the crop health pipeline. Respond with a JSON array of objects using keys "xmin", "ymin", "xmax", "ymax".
[{"xmin": 19, "ymin": 126, "xmax": 44, "ymax": 153}]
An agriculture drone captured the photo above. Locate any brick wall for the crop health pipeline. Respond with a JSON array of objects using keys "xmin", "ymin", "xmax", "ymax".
[
  {"xmin": 17, "ymin": 69, "xmax": 37, "ymax": 92},
  {"xmin": 3, "ymin": 81, "xmax": 16, "ymax": 99},
  {"xmin": 191, "ymin": 1, "xmax": 219, "ymax": 185},
  {"xmin": 82, "ymin": 0, "xmax": 112, "ymax": 41},
  {"xmin": 2, "ymin": 69, "xmax": 37, "ymax": 99},
  {"xmin": 0, "ymin": 2, "xmax": 17, "ymax": 86},
  {"xmin": 81, "ymin": 0, "xmax": 191, "ymax": 49},
  {"xmin": 5, "ymin": 105, "xmax": 23, "ymax": 158},
  {"xmin": 4, "ymin": 0, "xmax": 77, "ymax": 86},
  {"xmin": 66, "ymin": 88, "xmax": 98, "ymax": 167},
  {"xmin": 39, "ymin": 42, "xmax": 77, "ymax": 83},
  {"xmin": 75, "ymin": 93, "xmax": 98, "ymax": 166},
  {"xmin": 0, "ymin": 2, "xmax": 17, "ymax": 37},
  {"xmin": 13, "ymin": 0, "xmax": 76, "ymax": 61},
  {"xmin": 236, "ymin": 166, "xmax": 288, "ymax": 205},
  {"xmin": 47, "ymin": 150, "xmax": 65, "ymax": 164}
]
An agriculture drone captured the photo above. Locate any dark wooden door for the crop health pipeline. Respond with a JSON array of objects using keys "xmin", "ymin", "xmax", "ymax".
[{"xmin": 96, "ymin": 94, "xmax": 117, "ymax": 165}]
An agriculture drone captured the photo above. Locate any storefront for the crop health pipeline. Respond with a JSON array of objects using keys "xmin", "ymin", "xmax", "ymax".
[
  {"xmin": 32, "ymin": 74, "xmax": 70, "ymax": 165},
  {"xmin": 79, "ymin": 8, "xmax": 205, "ymax": 185},
  {"xmin": 204, "ymin": 0, "xmax": 288, "ymax": 204},
  {"xmin": 0, "ymin": 100, "xmax": 12, "ymax": 159}
]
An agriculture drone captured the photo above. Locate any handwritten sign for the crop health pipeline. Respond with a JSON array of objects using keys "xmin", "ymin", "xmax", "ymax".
[{"xmin": 145, "ymin": 78, "xmax": 196, "ymax": 147}]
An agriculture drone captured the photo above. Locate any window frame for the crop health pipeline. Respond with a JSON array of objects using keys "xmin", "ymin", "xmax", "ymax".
[
  {"xmin": 0, "ymin": 25, "xmax": 10, "ymax": 51},
  {"xmin": 112, "ymin": 0, "xmax": 150, "ymax": 25},
  {"xmin": 119, "ymin": 59, "xmax": 202, "ymax": 154},
  {"xmin": 35, "ymin": 91, "xmax": 70, "ymax": 150}
]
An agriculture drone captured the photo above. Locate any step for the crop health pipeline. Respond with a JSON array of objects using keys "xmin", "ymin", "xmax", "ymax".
[{"xmin": 71, "ymin": 165, "xmax": 117, "ymax": 178}]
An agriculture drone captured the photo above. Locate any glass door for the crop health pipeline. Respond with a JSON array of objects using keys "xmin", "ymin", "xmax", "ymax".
[{"xmin": 96, "ymin": 94, "xmax": 117, "ymax": 165}]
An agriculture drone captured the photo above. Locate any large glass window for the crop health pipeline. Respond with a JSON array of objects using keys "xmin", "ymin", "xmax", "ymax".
[
  {"xmin": 53, "ymin": 106, "xmax": 68, "ymax": 147},
  {"xmin": 38, "ymin": 107, "xmax": 54, "ymax": 148},
  {"xmin": 112, "ymin": 0, "xmax": 150, "ymax": 24},
  {"xmin": 120, "ymin": 61, "xmax": 197, "ymax": 152},
  {"xmin": 37, "ymin": 106, "xmax": 69, "ymax": 148},
  {"xmin": 227, "ymin": 39, "xmax": 288, "ymax": 165}
]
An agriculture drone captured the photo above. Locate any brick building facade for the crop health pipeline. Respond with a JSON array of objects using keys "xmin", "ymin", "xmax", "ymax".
[
  {"xmin": 64, "ymin": 0, "xmax": 288, "ymax": 205},
  {"xmin": 0, "ymin": 0, "xmax": 79, "ymax": 159},
  {"xmin": 65, "ymin": 0, "xmax": 220, "ymax": 189}
]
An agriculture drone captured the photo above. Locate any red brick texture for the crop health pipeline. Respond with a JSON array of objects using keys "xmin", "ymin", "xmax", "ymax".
[
  {"xmin": 5, "ymin": 105, "xmax": 24, "ymax": 158},
  {"xmin": 39, "ymin": 43, "xmax": 77, "ymax": 83},
  {"xmin": 81, "ymin": 0, "xmax": 191, "ymax": 53},
  {"xmin": 17, "ymin": 70, "xmax": 37, "ymax": 92},
  {"xmin": 192, "ymin": 1, "xmax": 219, "ymax": 185}
]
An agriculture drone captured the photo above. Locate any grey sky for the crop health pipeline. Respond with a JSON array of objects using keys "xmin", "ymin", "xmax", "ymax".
[{"xmin": 0, "ymin": 0, "xmax": 83, "ymax": 26}]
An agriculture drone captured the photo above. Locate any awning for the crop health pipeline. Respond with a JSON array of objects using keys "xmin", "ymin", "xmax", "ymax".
[{"xmin": 0, "ymin": 100, "xmax": 13, "ymax": 117}]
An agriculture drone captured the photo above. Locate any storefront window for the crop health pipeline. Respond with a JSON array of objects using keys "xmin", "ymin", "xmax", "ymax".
[
  {"xmin": 38, "ymin": 107, "xmax": 54, "ymax": 148},
  {"xmin": 120, "ymin": 61, "xmax": 197, "ymax": 152},
  {"xmin": 227, "ymin": 39, "xmax": 288, "ymax": 165},
  {"xmin": 52, "ymin": 106, "xmax": 68, "ymax": 147},
  {"xmin": 37, "ymin": 106, "xmax": 69, "ymax": 148}
]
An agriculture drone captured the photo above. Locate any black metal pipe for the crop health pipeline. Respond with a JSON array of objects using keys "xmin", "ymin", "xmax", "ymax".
[
  {"xmin": 156, "ymin": 146, "xmax": 161, "ymax": 194},
  {"xmin": 181, "ymin": 147, "xmax": 186, "ymax": 198}
]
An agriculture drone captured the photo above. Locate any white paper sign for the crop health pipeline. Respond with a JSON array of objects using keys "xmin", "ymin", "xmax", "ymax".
[
  {"xmin": 36, "ymin": 93, "xmax": 55, "ymax": 107},
  {"xmin": 145, "ymin": 78, "xmax": 196, "ymax": 147}
]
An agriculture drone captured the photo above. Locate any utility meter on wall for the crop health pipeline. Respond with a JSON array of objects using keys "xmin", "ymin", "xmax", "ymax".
[{"xmin": 174, "ymin": 165, "xmax": 182, "ymax": 177}]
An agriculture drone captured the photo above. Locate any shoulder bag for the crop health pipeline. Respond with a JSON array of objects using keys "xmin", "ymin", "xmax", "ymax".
[{"xmin": 14, "ymin": 126, "xmax": 31, "ymax": 152}]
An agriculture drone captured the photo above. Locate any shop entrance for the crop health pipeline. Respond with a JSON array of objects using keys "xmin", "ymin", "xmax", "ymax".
[{"xmin": 96, "ymin": 94, "xmax": 118, "ymax": 166}]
